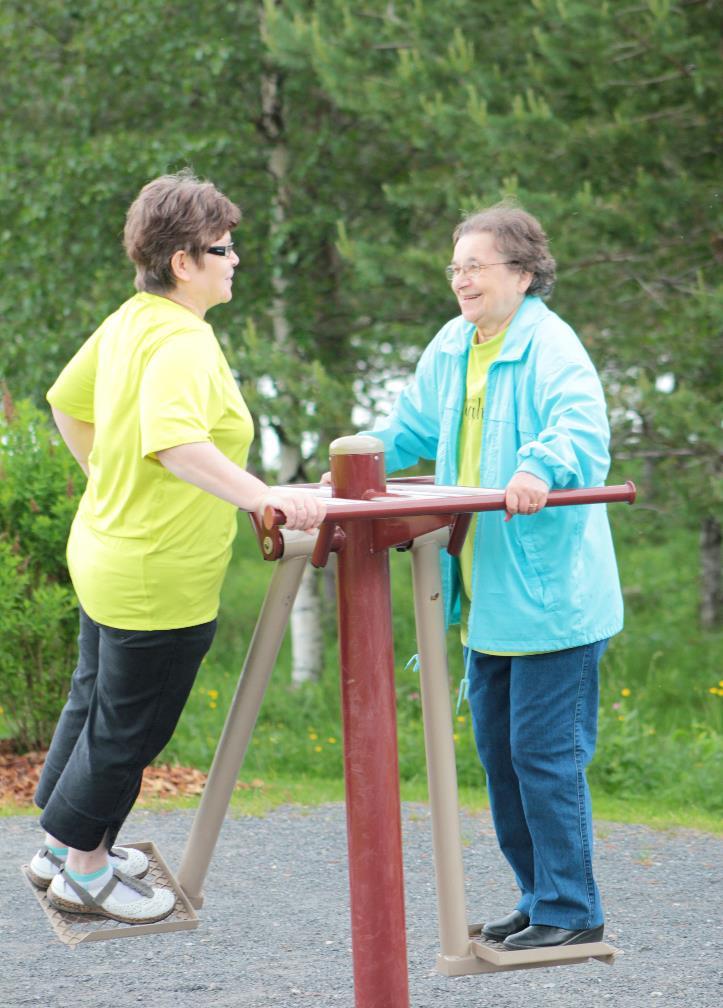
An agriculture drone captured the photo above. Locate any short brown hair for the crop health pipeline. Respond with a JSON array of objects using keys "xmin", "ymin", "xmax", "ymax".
[
  {"xmin": 453, "ymin": 201, "xmax": 556, "ymax": 297},
  {"xmin": 123, "ymin": 169, "xmax": 241, "ymax": 293}
]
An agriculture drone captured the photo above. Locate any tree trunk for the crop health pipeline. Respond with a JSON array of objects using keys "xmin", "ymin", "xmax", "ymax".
[
  {"xmin": 279, "ymin": 435, "xmax": 325, "ymax": 686},
  {"xmin": 700, "ymin": 515, "xmax": 721, "ymax": 630},
  {"xmin": 290, "ymin": 564, "xmax": 325, "ymax": 686},
  {"xmin": 259, "ymin": 26, "xmax": 324, "ymax": 683}
]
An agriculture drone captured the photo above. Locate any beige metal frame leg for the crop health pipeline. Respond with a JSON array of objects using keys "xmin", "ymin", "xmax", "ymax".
[
  {"xmin": 409, "ymin": 529, "xmax": 620, "ymax": 974},
  {"xmin": 410, "ymin": 530, "xmax": 473, "ymax": 970},
  {"xmin": 176, "ymin": 547, "xmax": 309, "ymax": 907}
]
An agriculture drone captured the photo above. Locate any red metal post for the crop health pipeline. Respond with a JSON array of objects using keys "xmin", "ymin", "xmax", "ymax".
[{"xmin": 331, "ymin": 436, "xmax": 410, "ymax": 1008}]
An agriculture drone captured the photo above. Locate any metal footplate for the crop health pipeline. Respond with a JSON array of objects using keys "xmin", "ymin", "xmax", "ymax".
[
  {"xmin": 21, "ymin": 840, "xmax": 199, "ymax": 947},
  {"xmin": 434, "ymin": 924, "xmax": 620, "ymax": 975}
]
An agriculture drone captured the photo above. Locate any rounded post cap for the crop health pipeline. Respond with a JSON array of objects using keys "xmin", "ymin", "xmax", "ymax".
[{"xmin": 329, "ymin": 434, "xmax": 384, "ymax": 456}]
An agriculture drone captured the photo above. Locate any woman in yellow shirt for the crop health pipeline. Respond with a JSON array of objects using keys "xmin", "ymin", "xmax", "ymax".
[{"xmin": 27, "ymin": 170, "xmax": 325, "ymax": 924}]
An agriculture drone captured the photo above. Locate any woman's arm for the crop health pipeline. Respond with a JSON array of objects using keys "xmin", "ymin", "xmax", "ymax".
[
  {"xmin": 516, "ymin": 323, "xmax": 612, "ymax": 491},
  {"xmin": 51, "ymin": 406, "xmax": 94, "ymax": 476},
  {"xmin": 155, "ymin": 441, "xmax": 325, "ymax": 531}
]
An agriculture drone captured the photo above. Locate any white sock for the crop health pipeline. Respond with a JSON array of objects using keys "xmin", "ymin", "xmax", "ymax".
[{"xmin": 64, "ymin": 865, "xmax": 111, "ymax": 893}]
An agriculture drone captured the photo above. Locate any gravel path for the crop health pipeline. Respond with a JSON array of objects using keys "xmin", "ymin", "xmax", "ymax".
[{"xmin": 1, "ymin": 804, "xmax": 720, "ymax": 1008}]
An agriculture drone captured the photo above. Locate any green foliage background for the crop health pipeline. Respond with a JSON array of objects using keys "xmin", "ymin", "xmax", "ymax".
[
  {"xmin": 0, "ymin": 395, "xmax": 80, "ymax": 750},
  {"xmin": 3, "ymin": 1, "xmax": 719, "ymax": 496},
  {"xmin": 162, "ymin": 514, "xmax": 721, "ymax": 820},
  {"xmin": 0, "ymin": 2, "xmax": 720, "ymax": 818}
]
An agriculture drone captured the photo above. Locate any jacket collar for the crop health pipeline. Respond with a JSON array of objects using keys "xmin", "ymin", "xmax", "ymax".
[{"xmin": 438, "ymin": 296, "xmax": 550, "ymax": 361}]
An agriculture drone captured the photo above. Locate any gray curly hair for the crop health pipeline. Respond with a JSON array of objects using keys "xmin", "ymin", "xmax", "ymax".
[{"xmin": 453, "ymin": 201, "xmax": 556, "ymax": 298}]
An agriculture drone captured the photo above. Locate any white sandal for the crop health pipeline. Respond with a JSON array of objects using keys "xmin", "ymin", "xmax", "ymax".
[
  {"xmin": 27, "ymin": 844, "xmax": 149, "ymax": 890},
  {"xmin": 47, "ymin": 867, "xmax": 175, "ymax": 924}
]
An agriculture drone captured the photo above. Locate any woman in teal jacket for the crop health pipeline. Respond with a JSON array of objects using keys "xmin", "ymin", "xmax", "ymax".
[{"xmin": 368, "ymin": 203, "xmax": 623, "ymax": 950}]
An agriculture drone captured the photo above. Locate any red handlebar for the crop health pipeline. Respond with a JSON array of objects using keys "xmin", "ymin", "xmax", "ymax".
[{"xmin": 263, "ymin": 480, "xmax": 636, "ymax": 530}]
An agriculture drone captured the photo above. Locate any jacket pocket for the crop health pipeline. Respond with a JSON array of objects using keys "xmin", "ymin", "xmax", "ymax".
[{"xmin": 512, "ymin": 508, "xmax": 574, "ymax": 613}]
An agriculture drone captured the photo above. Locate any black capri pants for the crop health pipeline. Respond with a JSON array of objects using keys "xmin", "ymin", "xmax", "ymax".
[{"xmin": 35, "ymin": 607, "xmax": 217, "ymax": 851}]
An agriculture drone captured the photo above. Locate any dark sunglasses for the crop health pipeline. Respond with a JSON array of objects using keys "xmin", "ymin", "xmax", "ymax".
[{"xmin": 206, "ymin": 242, "xmax": 235, "ymax": 258}]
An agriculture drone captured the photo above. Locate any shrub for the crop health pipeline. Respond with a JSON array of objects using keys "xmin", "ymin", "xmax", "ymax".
[{"xmin": 0, "ymin": 389, "xmax": 80, "ymax": 751}]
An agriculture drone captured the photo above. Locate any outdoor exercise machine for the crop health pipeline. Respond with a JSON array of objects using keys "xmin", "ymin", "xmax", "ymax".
[
  {"xmin": 26, "ymin": 434, "xmax": 635, "ymax": 1002},
  {"xmin": 178, "ymin": 434, "xmax": 633, "ymax": 1003}
]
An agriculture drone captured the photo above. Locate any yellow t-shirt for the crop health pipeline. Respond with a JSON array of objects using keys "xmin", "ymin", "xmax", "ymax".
[
  {"xmin": 47, "ymin": 292, "xmax": 254, "ymax": 630},
  {"xmin": 457, "ymin": 328, "xmax": 536, "ymax": 657},
  {"xmin": 457, "ymin": 329, "xmax": 506, "ymax": 604}
]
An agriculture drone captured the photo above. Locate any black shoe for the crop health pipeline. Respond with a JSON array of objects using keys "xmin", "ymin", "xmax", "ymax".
[
  {"xmin": 482, "ymin": 910, "xmax": 530, "ymax": 942},
  {"xmin": 503, "ymin": 923, "xmax": 604, "ymax": 950}
]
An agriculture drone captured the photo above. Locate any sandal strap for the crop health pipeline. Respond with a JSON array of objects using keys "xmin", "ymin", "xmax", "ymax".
[
  {"xmin": 59, "ymin": 869, "xmax": 107, "ymax": 912},
  {"xmin": 103, "ymin": 867, "xmax": 154, "ymax": 899},
  {"xmin": 59, "ymin": 866, "xmax": 154, "ymax": 911},
  {"xmin": 38, "ymin": 845, "xmax": 65, "ymax": 870}
]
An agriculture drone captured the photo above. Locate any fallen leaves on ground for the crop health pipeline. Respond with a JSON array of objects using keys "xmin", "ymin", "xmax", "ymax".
[
  {"xmin": 0, "ymin": 743, "xmax": 265, "ymax": 807},
  {"xmin": 138, "ymin": 763, "xmax": 208, "ymax": 801}
]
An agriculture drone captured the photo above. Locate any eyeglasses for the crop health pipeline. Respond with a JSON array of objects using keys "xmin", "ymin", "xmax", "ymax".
[
  {"xmin": 206, "ymin": 242, "xmax": 235, "ymax": 258},
  {"xmin": 445, "ymin": 261, "xmax": 514, "ymax": 282}
]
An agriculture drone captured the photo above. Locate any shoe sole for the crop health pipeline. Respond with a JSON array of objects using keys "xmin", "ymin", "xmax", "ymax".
[
  {"xmin": 561, "ymin": 927, "xmax": 605, "ymax": 946},
  {"xmin": 46, "ymin": 888, "xmax": 175, "ymax": 925},
  {"xmin": 26, "ymin": 866, "xmax": 54, "ymax": 891}
]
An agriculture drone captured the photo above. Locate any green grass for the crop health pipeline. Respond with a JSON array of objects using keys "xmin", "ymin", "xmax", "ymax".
[
  {"xmin": 4, "ymin": 775, "xmax": 718, "ymax": 834},
  {"xmin": 2, "ymin": 511, "xmax": 721, "ymax": 832},
  {"xmin": 153, "ymin": 512, "xmax": 722, "ymax": 830}
]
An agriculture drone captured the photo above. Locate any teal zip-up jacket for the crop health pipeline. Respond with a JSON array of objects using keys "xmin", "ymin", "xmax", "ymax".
[{"xmin": 367, "ymin": 296, "xmax": 623, "ymax": 652}]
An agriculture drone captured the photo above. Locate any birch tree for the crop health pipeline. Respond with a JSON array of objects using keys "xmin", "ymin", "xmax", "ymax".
[{"xmin": 258, "ymin": 2, "xmax": 324, "ymax": 683}]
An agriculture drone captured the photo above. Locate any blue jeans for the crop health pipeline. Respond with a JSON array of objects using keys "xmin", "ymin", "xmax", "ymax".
[
  {"xmin": 35, "ymin": 608, "xmax": 216, "ymax": 851},
  {"xmin": 466, "ymin": 641, "xmax": 607, "ymax": 930}
]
